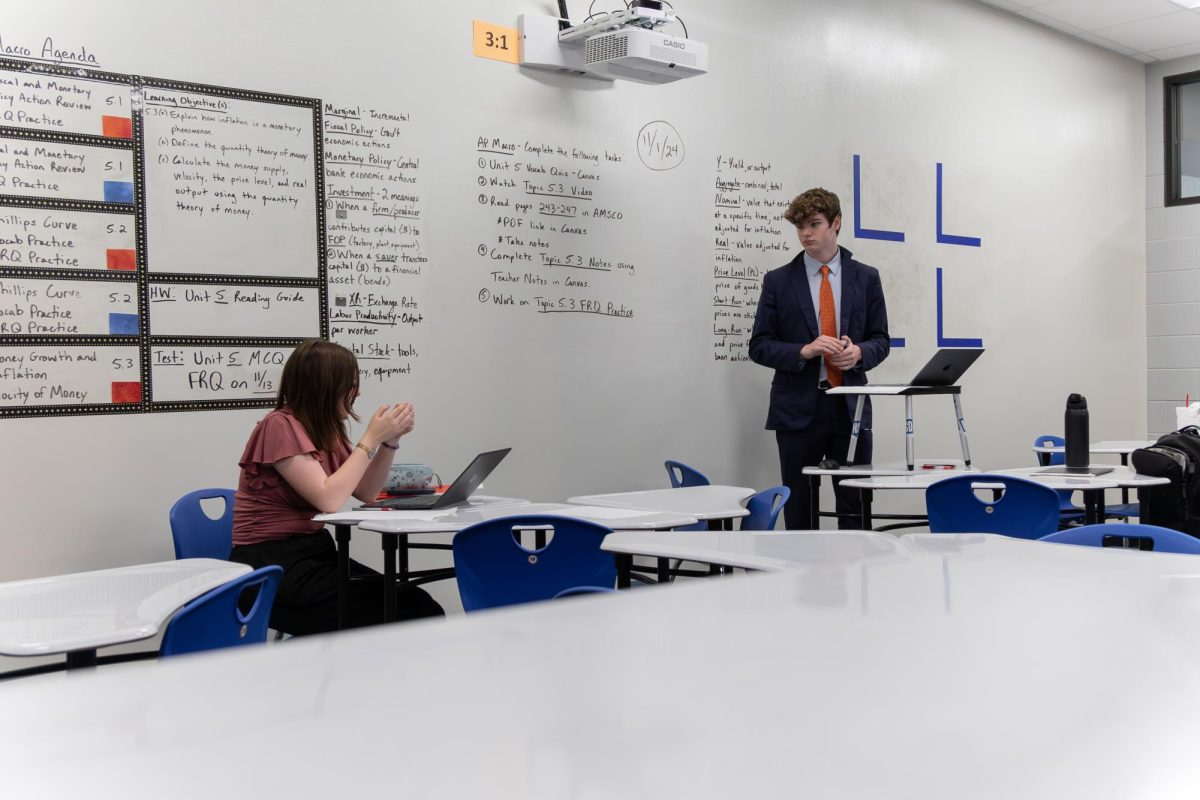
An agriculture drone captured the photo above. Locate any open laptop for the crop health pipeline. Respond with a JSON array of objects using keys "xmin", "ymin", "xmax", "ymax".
[
  {"xmin": 359, "ymin": 448, "xmax": 512, "ymax": 510},
  {"xmin": 870, "ymin": 348, "xmax": 984, "ymax": 388}
]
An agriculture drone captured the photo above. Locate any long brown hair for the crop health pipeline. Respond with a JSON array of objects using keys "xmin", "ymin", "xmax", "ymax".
[{"xmin": 276, "ymin": 339, "xmax": 360, "ymax": 453}]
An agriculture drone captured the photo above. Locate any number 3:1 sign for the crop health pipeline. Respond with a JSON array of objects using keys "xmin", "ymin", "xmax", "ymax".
[{"xmin": 473, "ymin": 20, "xmax": 519, "ymax": 64}]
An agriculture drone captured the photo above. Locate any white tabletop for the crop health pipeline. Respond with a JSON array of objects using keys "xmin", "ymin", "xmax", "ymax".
[
  {"xmin": 840, "ymin": 471, "xmax": 980, "ymax": 490},
  {"xmin": 1032, "ymin": 440, "xmax": 1152, "ymax": 455},
  {"xmin": 0, "ymin": 559, "xmax": 250, "ymax": 657},
  {"xmin": 995, "ymin": 465, "xmax": 1168, "ymax": 489},
  {"xmin": 568, "ymin": 485, "xmax": 755, "ymax": 520},
  {"xmin": 802, "ymin": 460, "xmax": 976, "ymax": 477},
  {"xmin": 6, "ymin": 536, "xmax": 1200, "ymax": 797},
  {"xmin": 358, "ymin": 502, "xmax": 697, "ymax": 534},
  {"xmin": 825, "ymin": 384, "xmax": 939, "ymax": 395},
  {"xmin": 602, "ymin": 530, "xmax": 905, "ymax": 571},
  {"xmin": 313, "ymin": 495, "xmax": 530, "ymax": 526}
]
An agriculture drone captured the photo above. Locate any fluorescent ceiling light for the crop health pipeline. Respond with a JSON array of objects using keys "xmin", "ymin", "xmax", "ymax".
[{"xmin": 1167, "ymin": 0, "xmax": 1200, "ymax": 9}]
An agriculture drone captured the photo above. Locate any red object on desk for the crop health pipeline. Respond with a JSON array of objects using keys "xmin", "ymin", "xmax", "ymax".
[{"xmin": 921, "ymin": 464, "xmax": 956, "ymax": 470}]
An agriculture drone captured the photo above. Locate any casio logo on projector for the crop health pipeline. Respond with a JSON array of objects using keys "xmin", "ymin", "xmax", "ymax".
[{"xmin": 662, "ymin": 39, "xmax": 685, "ymax": 49}]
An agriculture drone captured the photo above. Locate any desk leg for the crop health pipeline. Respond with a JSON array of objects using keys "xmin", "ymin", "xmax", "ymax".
[
  {"xmin": 809, "ymin": 474, "xmax": 822, "ymax": 530},
  {"xmin": 382, "ymin": 534, "xmax": 398, "ymax": 623},
  {"xmin": 1138, "ymin": 486, "xmax": 1152, "ymax": 523},
  {"xmin": 616, "ymin": 554, "xmax": 632, "ymax": 589},
  {"xmin": 952, "ymin": 394, "xmax": 971, "ymax": 468},
  {"xmin": 335, "ymin": 523, "xmax": 352, "ymax": 631},
  {"xmin": 657, "ymin": 557, "xmax": 670, "ymax": 583},
  {"xmin": 1084, "ymin": 490, "xmax": 1103, "ymax": 526},
  {"xmin": 66, "ymin": 649, "xmax": 97, "ymax": 670},
  {"xmin": 707, "ymin": 518, "xmax": 724, "ymax": 574},
  {"xmin": 905, "ymin": 395, "xmax": 915, "ymax": 471},
  {"xmin": 398, "ymin": 533, "xmax": 410, "ymax": 582},
  {"xmin": 846, "ymin": 395, "xmax": 866, "ymax": 464},
  {"xmin": 861, "ymin": 488, "xmax": 873, "ymax": 531}
]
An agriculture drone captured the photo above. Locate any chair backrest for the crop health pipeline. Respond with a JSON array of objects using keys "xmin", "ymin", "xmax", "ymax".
[
  {"xmin": 925, "ymin": 474, "xmax": 1061, "ymax": 539},
  {"xmin": 170, "ymin": 488, "xmax": 236, "ymax": 560},
  {"xmin": 1040, "ymin": 524, "xmax": 1200, "ymax": 555},
  {"xmin": 552, "ymin": 586, "xmax": 618, "ymax": 599},
  {"xmin": 741, "ymin": 486, "xmax": 791, "ymax": 531},
  {"xmin": 665, "ymin": 460, "xmax": 710, "ymax": 488},
  {"xmin": 159, "ymin": 566, "xmax": 282, "ymax": 658},
  {"xmin": 452, "ymin": 515, "xmax": 616, "ymax": 612},
  {"xmin": 1034, "ymin": 434, "xmax": 1065, "ymax": 467}
]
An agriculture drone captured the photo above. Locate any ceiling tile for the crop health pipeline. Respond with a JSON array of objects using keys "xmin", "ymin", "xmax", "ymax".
[
  {"xmin": 1096, "ymin": 10, "xmax": 1200, "ymax": 52},
  {"xmin": 1147, "ymin": 41, "xmax": 1200, "ymax": 60},
  {"xmin": 1034, "ymin": 0, "xmax": 1183, "ymax": 32}
]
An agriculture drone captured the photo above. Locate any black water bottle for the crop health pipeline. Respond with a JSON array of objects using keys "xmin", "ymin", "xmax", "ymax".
[{"xmin": 1064, "ymin": 394, "xmax": 1089, "ymax": 471}]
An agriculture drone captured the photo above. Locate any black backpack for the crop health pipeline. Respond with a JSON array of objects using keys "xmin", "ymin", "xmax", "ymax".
[{"xmin": 1130, "ymin": 427, "xmax": 1200, "ymax": 537}]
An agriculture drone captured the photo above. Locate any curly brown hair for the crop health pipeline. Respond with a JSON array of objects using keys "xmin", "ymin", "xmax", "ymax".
[{"xmin": 783, "ymin": 188, "xmax": 842, "ymax": 228}]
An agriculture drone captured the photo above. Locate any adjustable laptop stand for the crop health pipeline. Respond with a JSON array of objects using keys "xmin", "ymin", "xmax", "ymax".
[{"xmin": 826, "ymin": 385, "xmax": 971, "ymax": 471}]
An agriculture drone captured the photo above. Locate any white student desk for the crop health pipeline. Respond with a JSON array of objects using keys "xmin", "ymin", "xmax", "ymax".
[
  {"xmin": 360, "ymin": 503, "xmax": 698, "ymax": 599},
  {"xmin": 802, "ymin": 461, "xmax": 975, "ymax": 528},
  {"xmin": 838, "ymin": 468, "xmax": 1169, "ymax": 530},
  {"xmin": 0, "ymin": 559, "xmax": 249, "ymax": 670},
  {"xmin": 567, "ymin": 485, "xmax": 755, "ymax": 527},
  {"xmin": 315, "ymin": 495, "xmax": 529, "ymax": 628},
  {"xmin": 602, "ymin": 529, "xmax": 904, "ymax": 582},
  {"xmin": 6, "ymin": 535, "xmax": 1200, "ymax": 798},
  {"xmin": 1032, "ymin": 440, "xmax": 1153, "ymax": 466}
]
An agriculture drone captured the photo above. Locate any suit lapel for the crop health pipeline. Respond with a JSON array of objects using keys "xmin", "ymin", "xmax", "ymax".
[
  {"xmin": 783, "ymin": 255, "xmax": 819, "ymax": 338},
  {"xmin": 839, "ymin": 247, "xmax": 857, "ymax": 337}
]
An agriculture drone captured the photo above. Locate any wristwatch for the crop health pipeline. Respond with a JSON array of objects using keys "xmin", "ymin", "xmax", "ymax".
[{"xmin": 354, "ymin": 441, "xmax": 377, "ymax": 459}]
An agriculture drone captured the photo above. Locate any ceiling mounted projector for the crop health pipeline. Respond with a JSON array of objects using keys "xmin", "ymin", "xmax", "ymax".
[{"xmin": 518, "ymin": 2, "xmax": 708, "ymax": 85}]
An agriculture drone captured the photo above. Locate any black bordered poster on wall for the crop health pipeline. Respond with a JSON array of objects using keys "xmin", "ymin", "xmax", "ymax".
[{"xmin": 0, "ymin": 57, "xmax": 327, "ymax": 417}]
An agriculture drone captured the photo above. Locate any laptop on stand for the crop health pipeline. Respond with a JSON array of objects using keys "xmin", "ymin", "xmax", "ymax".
[{"xmin": 869, "ymin": 348, "xmax": 985, "ymax": 388}]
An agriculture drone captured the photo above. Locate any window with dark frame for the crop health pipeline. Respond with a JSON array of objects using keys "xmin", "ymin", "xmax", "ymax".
[{"xmin": 1165, "ymin": 69, "xmax": 1200, "ymax": 207}]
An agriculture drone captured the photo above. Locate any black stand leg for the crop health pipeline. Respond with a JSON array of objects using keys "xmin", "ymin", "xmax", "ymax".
[
  {"xmin": 861, "ymin": 489, "xmax": 873, "ymax": 531},
  {"xmin": 809, "ymin": 474, "xmax": 822, "ymax": 529},
  {"xmin": 65, "ymin": 649, "xmax": 97, "ymax": 670},
  {"xmin": 616, "ymin": 554, "xmax": 632, "ymax": 589},
  {"xmin": 382, "ymin": 534, "xmax": 398, "ymax": 623},
  {"xmin": 335, "ymin": 524, "xmax": 351, "ymax": 631}
]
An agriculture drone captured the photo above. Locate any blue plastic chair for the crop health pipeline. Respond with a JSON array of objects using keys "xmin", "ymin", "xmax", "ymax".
[
  {"xmin": 453, "ymin": 515, "xmax": 616, "ymax": 612},
  {"xmin": 741, "ymin": 486, "xmax": 790, "ymax": 531},
  {"xmin": 170, "ymin": 488, "xmax": 236, "ymax": 560},
  {"xmin": 665, "ymin": 461, "xmax": 709, "ymax": 532},
  {"xmin": 926, "ymin": 474, "xmax": 1061, "ymax": 540},
  {"xmin": 159, "ymin": 566, "xmax": 283, "ymax": 658},
  {"xmin": 665, "ymin": 460, "xmax": 710, "ymax": 488},
  {"xmin": 1040, "ymin": 523, "xmax": 1200, "ymax": 555}
]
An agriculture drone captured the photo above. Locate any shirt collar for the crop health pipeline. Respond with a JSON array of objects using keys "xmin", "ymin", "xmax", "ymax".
[{"xmin": 803, "ymin": 248, "xmax": 841, "ymax": 277}]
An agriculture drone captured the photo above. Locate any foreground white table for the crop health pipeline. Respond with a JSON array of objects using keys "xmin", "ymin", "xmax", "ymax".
[
  {"xmin": 0, "ymin": 559, "xmax": 249, "ymax": 670},
  {"xmin": 7, "ymin": 535, "xmax": 1200, "ymax": 797}
]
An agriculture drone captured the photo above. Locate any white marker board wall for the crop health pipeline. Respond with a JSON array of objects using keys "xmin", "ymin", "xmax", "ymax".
[{"xmin": 1, "ymin": 0, "xmax": 1145, "ymax": 582}]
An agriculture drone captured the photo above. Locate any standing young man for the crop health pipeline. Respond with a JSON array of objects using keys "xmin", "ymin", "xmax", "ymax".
[{"xmin": 749, "ymin": 187, "xmax": 891, "ymax": 529}]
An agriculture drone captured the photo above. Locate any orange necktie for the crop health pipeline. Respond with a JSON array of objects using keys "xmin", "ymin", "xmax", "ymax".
[{"xmin": 819, "ymin": 265, "xmax": 842, "ymax": 387}]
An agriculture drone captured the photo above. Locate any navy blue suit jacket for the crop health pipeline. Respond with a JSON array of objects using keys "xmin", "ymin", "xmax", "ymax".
[{"xmin": 749, "ymin": 246, "xmax": 890, "ymax": 431}]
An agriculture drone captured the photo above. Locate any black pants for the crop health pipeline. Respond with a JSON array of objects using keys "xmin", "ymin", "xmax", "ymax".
[
  {"xmin": 231, "ymin": 531, "xmax": 444, "ymax": 636},
  {"xmin": 776, "ymin": 392, "xmax": 872, "ymax": 530}
]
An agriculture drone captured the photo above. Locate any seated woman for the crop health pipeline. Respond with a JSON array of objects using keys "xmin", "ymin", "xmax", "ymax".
[{"xmin": 231, "ymin": 339, "xmax": 443, "ymax": 635}]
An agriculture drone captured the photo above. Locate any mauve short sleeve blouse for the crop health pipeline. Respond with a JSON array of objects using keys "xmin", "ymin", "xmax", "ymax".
[{"xmin": 232, "ymin": 408, "xmax": 351, "ymax": 546}]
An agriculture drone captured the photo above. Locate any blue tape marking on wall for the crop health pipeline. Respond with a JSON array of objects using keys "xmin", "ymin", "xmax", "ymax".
[
  {"xmin": 103, "ymin": 181, "xmax": 134, "ymax": 204},
  {"xmin": 935, "ymin": 163, "xmax": 981, "ymax": 247},
  {"xmin": 853, "ymin": 155, "xmax": 905, "ymax": 242},
  {"xmin": 889, "ymin": 338, "xmax": 906, "ymax": 348},
  {"xmin": 936, "ymin": 268, "xmax": 982, "ymax": 348},
  {"xmin": 108, "ymin": 312, "xmax": 139, "ymax": 335}
]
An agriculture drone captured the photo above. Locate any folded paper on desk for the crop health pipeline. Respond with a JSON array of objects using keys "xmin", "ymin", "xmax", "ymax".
[{"xmin": 1177, "ymin": 403, "xmax": 1200, "ymax": 431}]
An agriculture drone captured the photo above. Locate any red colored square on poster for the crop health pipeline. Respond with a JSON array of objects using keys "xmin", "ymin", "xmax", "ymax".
[
  {"xmin": 106, "ymin": 249, "xmax": 136, "ymax": 270},
  {"xmin": 102, "ymin": 115, "xmax": 133, "ymax": 139},
  {"xmin": 111, "ymin": 382, "xmax": 141, "ymax": 403}
]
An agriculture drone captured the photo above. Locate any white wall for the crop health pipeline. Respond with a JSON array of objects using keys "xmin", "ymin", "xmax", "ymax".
[
  {"xmin": 1147, "ymin": 55, "xmax": 1200, "ymax": 436},
  {"xmin": 0, "ymin": 0, "xmax": 1145, "ymax": 593}
]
